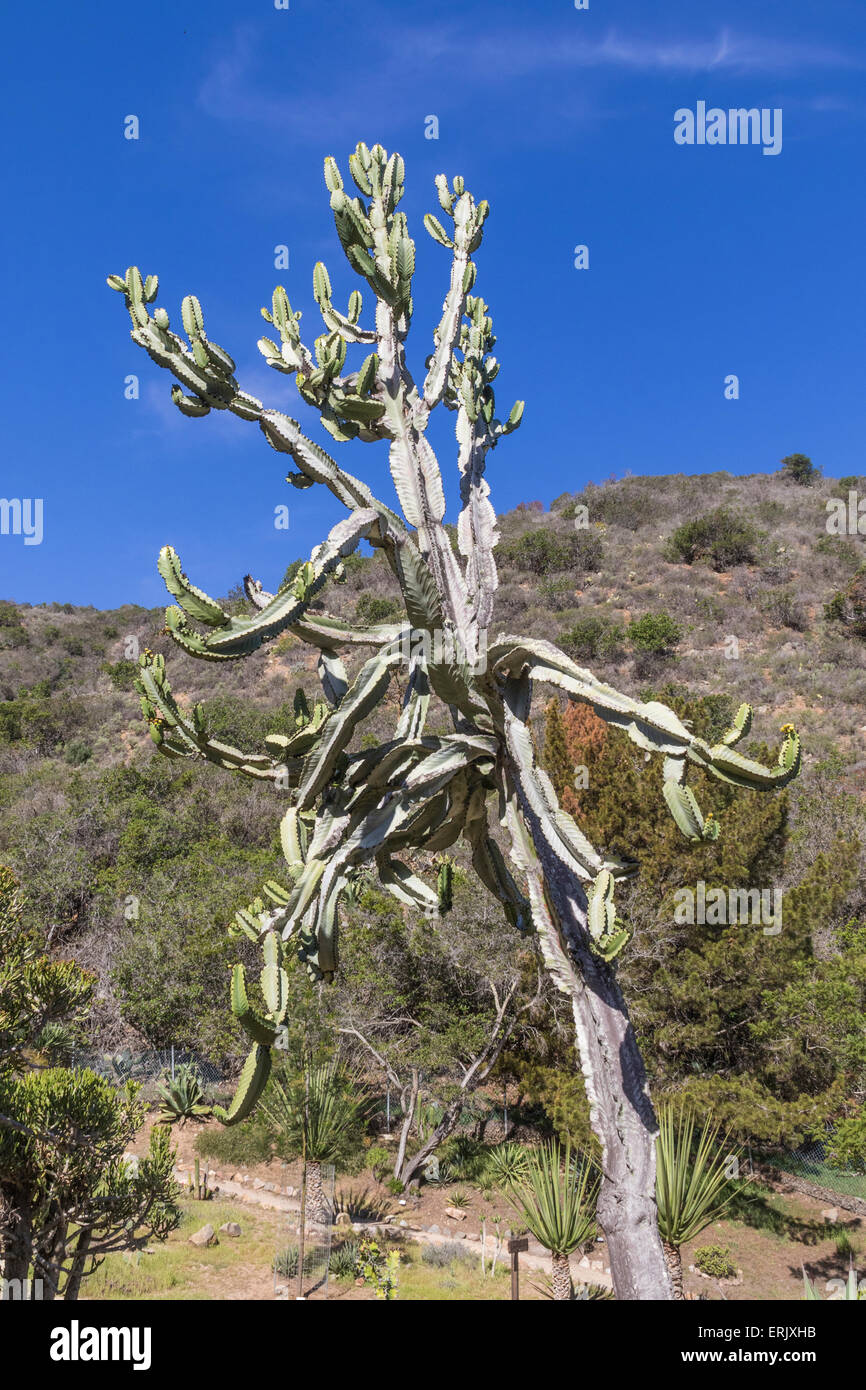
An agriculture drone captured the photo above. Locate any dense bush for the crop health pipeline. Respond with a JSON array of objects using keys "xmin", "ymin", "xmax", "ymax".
[
  {"xmin": 665, "ymin": 508, "xmax": 758, "ymax": 570},
  {"xmin": 500, "ymin": 529, "xmax": 602, "ymax": 576},
  {"xmin": 355, "ymin": 593, "xmax": 402, "ymax": 625},
  {"xmin": 0, "ymin": 605, "xmax": 28, "ymax": 649},
  {"xmin": 780, "ymin": 453, "xmax": 820, "ymax": 486},
  {"xmin": 628, "ymin": 612, "xmax": 682, "ymax": 655},
  {"xmin": 694, "ymin": 1245, "xmax": 737, "ymax": 1278},
  {"xmin": 559, "ymin": 615, "xmax": 624, "ymax": 660}
]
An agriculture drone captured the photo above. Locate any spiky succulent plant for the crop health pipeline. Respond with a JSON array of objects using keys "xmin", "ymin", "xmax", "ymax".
[{"xmin": 108, "ymin": 142, "xmax": 799, "ymax": 1299}]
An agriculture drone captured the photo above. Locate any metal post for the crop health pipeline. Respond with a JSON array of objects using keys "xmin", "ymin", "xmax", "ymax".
[
  {"xmin": 503, "ymin": 1083, "xmax": 508, "ymax": 1134},
  {"xmin": 508, "ymin": 1237, "xmax": 528, "ymax": 1300},
  {"xmin": 386, "ymin": 1087, "xmax": 391, "ymax": 1133},
  {"xmin": 171, "ymin": 1044, "xmax": 175, "ymax": 1082}
]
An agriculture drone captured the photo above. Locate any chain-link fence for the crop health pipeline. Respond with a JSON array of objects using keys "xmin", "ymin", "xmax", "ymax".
[
  {"xmin": 769, "ymin": 1137, "xmax": 866, "ymax": 1200},
  {"xmin": 274, "ymin": 1161, "xmax": 334, "ymax": 1300},
  {"xmin": 69, "ymin": 1048, "xmax": 241, "ymax": 1100}
]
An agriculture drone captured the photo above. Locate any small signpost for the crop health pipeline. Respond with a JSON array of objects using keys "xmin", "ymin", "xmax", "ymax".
[{"xmin": 508, "ymin": 1236, "xmax": 529, "ymax": 1300}]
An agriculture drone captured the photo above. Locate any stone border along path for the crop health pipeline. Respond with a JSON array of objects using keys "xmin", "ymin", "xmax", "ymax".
[{"xmin": 175, "ymin": 1168, "xmax": 614, "ymax": 1293}]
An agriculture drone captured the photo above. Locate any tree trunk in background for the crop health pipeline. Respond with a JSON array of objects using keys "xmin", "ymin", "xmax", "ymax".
[
  {"xmin": 64, "ymin": 1228, "xmax": 92, "ymax": 1301},
  {"xmin": 551, "ymin": 1251, "xmax": 572, "ymax": 1301},
  {"xmin": 663, "ymin": 1241, "xmax": 684, "ymax": 1299},
  {"xmin": 305, "ymin": 1160, "xmax": 330, "ymax": 1227}
]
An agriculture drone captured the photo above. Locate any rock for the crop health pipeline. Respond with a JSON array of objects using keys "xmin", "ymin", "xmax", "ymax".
[
  {"xmin": 335, "ymin": 1212, "xmax": 352, "ymax": 1226},
  {"xmin": 590, "ymin": 1259, "xmax": 603, "ymax": 1270},
  {"xmin": 121, "ymin": 1153, "xmax": 140, "ymax": 1175},
  {"xmin": 252, "ymin": 1178, "xmax": 265, "ymax": 1190},
  {"xmin": 188, "ymin": 1224, "xmax": 218, "ymax": 1248},
  {"xmin": 219, "ymin": 1222, "xmax": 242, "ymax": 1238},
  {"xmin": 821, "ymin": 1208, "xmax": 839, "ymax": 1223},
  {"xmin": 578, "ymin": 1256, "xmax": 591, "ymax": 1269},
  {"xmin": 427, "ymin": 1224, "xmax": 441, "ymax": 1235},
  {"xmin": 398, "ymin": 1220, "xmax": 407, "ymax": 1228},
  {"xmin": 444, "ymin": 1207, "xmax": 467, "ymax": 1221},
  {"xmin": 464, "ymin": 1233, "xmax": 479, "ymax": 1243},
  {"xmin": 263, "ymin": 1182, "xmax": 276, "ymax": 1192}
]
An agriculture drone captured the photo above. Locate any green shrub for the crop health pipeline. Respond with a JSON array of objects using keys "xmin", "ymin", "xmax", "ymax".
[
  {"xmin": 100, "ymin": 659, "xmax": 138, "ymax": 690},
  {"xmin": 781, "ymin": 453, "xmax": 820, "ymax": 486},
  {"xmin": 559, "ymin": 615, "xmax": 624, "ymax": 661},
  {"xmin": 366, "ymin": 1144, "xmax": 392, "ymax": 1183},
  {"xmin": 193, "ymin": 1114, "xmax": 273, "ymax": 1167},
  {"xmin": 666, "ymin": 509, "xmax": 758, "ymax": 570},
  {"xmin": 628, "ymin": 612, "xmax": 682, "ymax": 655},
  {"xmin": 501, "ymin": 529, "xmax": 602, "ymax": 576},
  {"xmin": 65, "ymin": 739, "xmax": 93, "ymax": 766},
  {"xmin": 0, "ymin": 604, "xmax": 28, "ymax": 648},
  {"xmin": 827, "ymin": 1109, "xmax": 866, "ymax": 1174},
  {"xmin": 694, "ymin": 1244, "xmax": 737, "ymax": 1278},
  {"xmin": 355, "ymin": 593, "xmax": 402, "ymax": 625}
]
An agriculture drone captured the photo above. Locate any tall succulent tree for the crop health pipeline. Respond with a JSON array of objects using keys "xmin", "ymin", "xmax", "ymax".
[{"xmin": 108, "ymin": 141, "xmax": 800, "ymax": 1300}]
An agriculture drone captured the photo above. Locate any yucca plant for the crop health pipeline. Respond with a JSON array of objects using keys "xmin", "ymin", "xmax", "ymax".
[
  {"xmin": 655, "ymin": 1103, "xmax": 738, "ymax": 1299},
  {"xmin": 259, "ymin": 1055, "xmax": 368, "ymax": 1225},
  {"xmin": 109, "ymin": 141, "xmax": 800, "ymax": 1298},
  {"xmin": 156, "ymin": 1063, "xmax": 211, "ymax": 1125},
  {"xmin": 486, "ymin": 1140, "xmax": 530, "ymax": 1188},
  {"xmin": 508, "ymin": 1140, "xmax": 598, "ymax": 1300}
]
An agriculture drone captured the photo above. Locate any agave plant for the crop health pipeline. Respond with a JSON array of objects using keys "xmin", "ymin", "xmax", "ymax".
[
  {"xmin": 508, "ymin": 1140, "xmax": 599, "ymax": 1300},
  {"xmin": 108, "ymin": 141, "xmax": 800, "ymax": 1298},
  {"xmin": 655, "ymin": 1103, "xmax": 738, "ymax": 1298},
  {"xmin": 802, "ymin": 1265, "xmax": 863, "ymax": 1300},
  {"xmin": 156, "ymin": 1063, "xmax": 211, "ymax": 1125}
]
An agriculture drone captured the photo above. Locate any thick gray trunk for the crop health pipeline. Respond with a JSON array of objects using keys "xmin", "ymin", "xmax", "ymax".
[{"xmin": 514, "ymin": 775, "xmax": 673, "ymax": 1302}]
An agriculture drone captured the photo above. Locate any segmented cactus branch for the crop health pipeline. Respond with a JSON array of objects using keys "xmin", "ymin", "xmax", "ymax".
[{"xmin": 109, "ymin": 142, "xmax": 800, "ymax": 1301}]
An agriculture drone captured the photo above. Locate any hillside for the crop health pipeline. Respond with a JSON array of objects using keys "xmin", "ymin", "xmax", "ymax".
[{"xmin": 1, "ymin": 464, "xmax": 864, "ymax": 1054}]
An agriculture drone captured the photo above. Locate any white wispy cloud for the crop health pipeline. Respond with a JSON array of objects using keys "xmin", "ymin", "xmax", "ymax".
[{"xmin": 196, "ymin": 20, "xmax": 860, "ymax": 147}]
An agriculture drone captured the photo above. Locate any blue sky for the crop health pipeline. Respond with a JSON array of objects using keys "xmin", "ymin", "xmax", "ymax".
[{"xmin": 2, "ymin": 0, "xmax": 865, "ymax": 608}]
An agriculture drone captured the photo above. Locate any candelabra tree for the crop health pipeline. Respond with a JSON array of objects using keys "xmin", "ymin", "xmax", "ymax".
[{"xmin": 108, "ymin": 142, "xmax": 800, "ymax": 1300}]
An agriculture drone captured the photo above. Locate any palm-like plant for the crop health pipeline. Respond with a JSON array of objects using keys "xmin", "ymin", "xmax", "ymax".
[
  {"xmin": 109, "ymin": 141, "xmax": 800, "ymax": 1298},
  {"xmin": 486, "ymin": 1140, "xmax": 530, "ymax": 1187},
  {"xmin": 655, "ymin": 1103, "xmax": 738, "ymax": 1298},
  {"xmin": 259, "ymin": 1055, "xmax": 367, "ymax": 1225},
  {"xmin": 508, "ymin": 1141, "xmax": 598, "ymax": 1300}
]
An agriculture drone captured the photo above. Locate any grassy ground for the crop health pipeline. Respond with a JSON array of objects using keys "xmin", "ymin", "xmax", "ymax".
[{"xmin": 79, "ymin": 1178, "xmax": 864, "ymax": 1301}]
